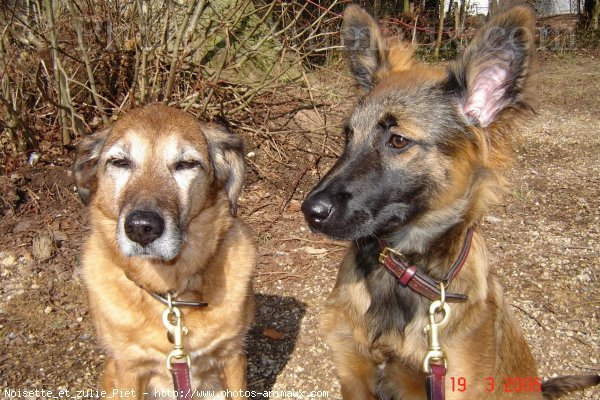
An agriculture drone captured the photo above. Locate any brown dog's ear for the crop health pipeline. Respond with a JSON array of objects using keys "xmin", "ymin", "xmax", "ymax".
[
  {"xmin": 203, "ymin": 124, "xmax": 246, "ymax": 216},
  {"xmin": 447, "ymin": 6, "xmax": 535, "ymax": 127},
  {"xmin": 73, "ymin": 128, "xmax": 110, "ymax": 205}
]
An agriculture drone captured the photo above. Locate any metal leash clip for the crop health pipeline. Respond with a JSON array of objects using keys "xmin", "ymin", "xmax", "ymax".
[
  {"xmin": 162, "ymin": 293, "xmax": 191, "ymax": 371},
  {"xmin": 423, "ymin": 282, "xmax": 451, "ymax": 373}
]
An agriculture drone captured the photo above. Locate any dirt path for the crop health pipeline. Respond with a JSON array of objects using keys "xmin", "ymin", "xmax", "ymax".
[{"xmin": 1, "ymin": 54, "xmax": 598, "ymax": 399}]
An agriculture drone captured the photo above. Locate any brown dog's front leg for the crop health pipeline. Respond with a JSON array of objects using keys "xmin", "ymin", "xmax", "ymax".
[
  {"xmin": 100, "ymin": 358, "xmax": 147, "ymax": 400},
  {"xmin": 220, "ymin": 353, "xmax": 248, "ymax": 398}
]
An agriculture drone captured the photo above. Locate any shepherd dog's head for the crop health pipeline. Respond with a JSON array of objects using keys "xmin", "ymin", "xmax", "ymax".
[
  {"xmin": 302, "ymin": 5, "xmax": 535, "ymax": 250},
  {"xmin": 73, "ymin": 104, "xmax": 245, "ymax": 261}
]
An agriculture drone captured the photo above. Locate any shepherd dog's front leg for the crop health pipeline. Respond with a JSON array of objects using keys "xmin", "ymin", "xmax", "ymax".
[
  {"xmin": 323, "ymin": 311, "xmax": 378, "ymax": 400},
  {"xmin": 332, "ymin": 341, "xmax": 379, "ymax": 400}
]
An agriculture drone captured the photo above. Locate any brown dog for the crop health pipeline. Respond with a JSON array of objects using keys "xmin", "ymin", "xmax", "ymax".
[
  {"xmin": 74, "ymin": 104, "xmax": 255, "ymax": 399},
  {"xmin": 302, "ymin": 5, "xmax": 599, "ymax": 400}
]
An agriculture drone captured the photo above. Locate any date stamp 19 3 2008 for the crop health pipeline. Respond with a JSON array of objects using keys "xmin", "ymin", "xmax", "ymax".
[{"xmin": 450, "ymin": 377, "xmax": 543, "ymax": 394}]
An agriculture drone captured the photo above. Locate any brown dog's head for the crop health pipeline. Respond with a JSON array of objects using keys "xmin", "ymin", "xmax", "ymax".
[
  {"xmin": 73, "ymin": 104, "xmax": 245, "ymax": 261},
  {"xmin": 302, "ymin": 5, "xmax": 535, "ymax": 245}
]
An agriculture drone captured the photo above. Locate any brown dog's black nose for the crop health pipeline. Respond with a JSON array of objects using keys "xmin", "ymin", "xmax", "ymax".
[
  {"xmin": 124, "ymin": 210, "xmax": 165, "ymax": 246},
  {"xmin": 301, "ymin": 195, "xmax": 333, "ymax": 230}
]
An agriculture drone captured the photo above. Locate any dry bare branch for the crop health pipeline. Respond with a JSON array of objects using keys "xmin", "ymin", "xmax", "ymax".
[
  {"xmin": 67, "ymin": 0, "xmax": 108, "ymax": 125},
  {"xmin": 163, "ymin": 0, "xmax": 198, "ymax": 101},
  {"xmin": 43, "ymin": 0, "xmax": 70, "ymax": 145}
]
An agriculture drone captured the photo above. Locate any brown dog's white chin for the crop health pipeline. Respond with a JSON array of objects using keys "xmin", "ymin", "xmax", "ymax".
[
  {"xmin": 125, "ymin": 248, "xmax": 181, "ymax": 262},
  {"xmin": 116, "ymin": 237, "xmax": 183, "ymax": 261}
]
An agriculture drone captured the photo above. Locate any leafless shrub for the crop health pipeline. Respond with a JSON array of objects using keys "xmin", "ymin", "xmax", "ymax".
[{"xmin": 0, "ymin": 0, "xmax": 345, "ymax": 158}]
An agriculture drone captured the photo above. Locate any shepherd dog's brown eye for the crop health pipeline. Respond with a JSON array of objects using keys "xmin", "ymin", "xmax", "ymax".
[{"xmin": 388, "ymin": 134, "xmax": 411, "ymax": 149}]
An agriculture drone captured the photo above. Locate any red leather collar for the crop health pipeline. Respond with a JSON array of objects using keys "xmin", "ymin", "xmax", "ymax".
[{"xmin": 378, "ymin": 227, "xmax": 473, "ymax": 303}]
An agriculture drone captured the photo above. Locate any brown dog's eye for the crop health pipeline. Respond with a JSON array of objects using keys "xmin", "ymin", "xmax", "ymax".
[
  {"xmin": 108, "ymin": 158, "xmax": 131, "ymax": 168},
  {"xmin": 388, "ymin": 134, "xmax": 411, "ymax": 150},
  {"xmin": 175, "ymin": 160, "xmax": 202, "ymax": 171}
]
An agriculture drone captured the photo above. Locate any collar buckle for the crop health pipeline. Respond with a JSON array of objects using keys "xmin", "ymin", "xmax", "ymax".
[{"xmin": 379, "ymin": 246, "xmax": 408, "ymax": 265}]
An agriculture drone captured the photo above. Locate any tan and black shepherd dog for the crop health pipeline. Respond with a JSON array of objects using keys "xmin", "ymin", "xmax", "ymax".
[
  {"xmin": 74, "ymin": 104, "xmax": 254, "ymax": 399},
  {"xmin": 302, "ymin": 5, "xmax": 599, "ymax": 400}
]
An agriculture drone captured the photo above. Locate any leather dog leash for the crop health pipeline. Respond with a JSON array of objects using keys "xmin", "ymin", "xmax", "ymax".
[
  {"xmin": 154, "ymin": 291, "xmax": 207, "ymax": 400},
  {"xmin": 378, "ymin": 227, "xmax": 473, "ymax": 302},
  {"xmin": 426, "ymin": 364, "xmax": 446, "ymax": 400},
  {"xmin": 132, "ymin": 279, "xmax": 207, "ymax": 400},
  {"xmin": 171, "ymin": 362, "xmax": 193, "ymax": 400}
]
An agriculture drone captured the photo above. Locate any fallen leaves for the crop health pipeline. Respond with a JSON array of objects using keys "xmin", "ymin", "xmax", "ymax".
[{"xmin": 263, "ymin": 328, "xmax": 285, "ymax": 340}]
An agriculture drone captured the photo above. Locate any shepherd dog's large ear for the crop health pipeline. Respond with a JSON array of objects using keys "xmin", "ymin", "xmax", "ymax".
[
  {"xmin": 203, "ymin": 124, "xmax": 246, "ymax": 216},
  {"xmin": 73, "ymin": 128, "xmax": 110, "ymax": 205},
  {"xmin": 342, "ymin": 5, "xmax": 412, "ymax": 90},
  {"xmin": 446, "ymin": 6, "xmax": 536, "ymax": 127}
]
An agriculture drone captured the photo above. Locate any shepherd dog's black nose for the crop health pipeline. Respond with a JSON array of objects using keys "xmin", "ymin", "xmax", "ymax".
[
  {"xmin": 124, "ymin": 210, "xmax": 165, "ymax": 246},
  {"xmin": 301, "ymin": 194, "xmax": 333, "ymax": 231}
]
